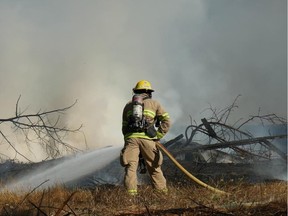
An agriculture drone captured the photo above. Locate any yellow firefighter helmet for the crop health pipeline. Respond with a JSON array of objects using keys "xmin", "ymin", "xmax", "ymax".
[{"xmin": 133, "ymin": 80, "xmax": 154, "ymax": 92}]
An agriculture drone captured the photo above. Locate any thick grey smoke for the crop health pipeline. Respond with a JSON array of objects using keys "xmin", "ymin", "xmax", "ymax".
[{"xmin": 0, "ymin": 0, "xmax": 286, "ymax": 160}]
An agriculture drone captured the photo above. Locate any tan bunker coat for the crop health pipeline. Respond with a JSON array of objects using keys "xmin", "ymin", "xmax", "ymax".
[{"xmin": 121, "ymin": 94, "xmax": 171, "ymax": 194}]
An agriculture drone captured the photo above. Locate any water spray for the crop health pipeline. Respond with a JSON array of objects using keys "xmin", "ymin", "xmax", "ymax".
[{"xmin": 2, "ymin": 146, "xmax": 122, "ymax": 192}]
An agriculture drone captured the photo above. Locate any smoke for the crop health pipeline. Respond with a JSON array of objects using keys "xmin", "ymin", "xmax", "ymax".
[{"xmin": 0, "ymin": 0, "xmax": 286, "ymax": 160}]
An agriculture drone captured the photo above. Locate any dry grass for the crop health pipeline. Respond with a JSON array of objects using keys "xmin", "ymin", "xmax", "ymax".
[{"xmin": 0, "ymin": 180, "xmax": 287, "ymax": 216}]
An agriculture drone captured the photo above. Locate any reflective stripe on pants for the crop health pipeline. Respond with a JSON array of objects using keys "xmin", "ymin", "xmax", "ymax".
[{"xmin": 127, "ymin": 189, "xmax": 138, "ymax": 195}]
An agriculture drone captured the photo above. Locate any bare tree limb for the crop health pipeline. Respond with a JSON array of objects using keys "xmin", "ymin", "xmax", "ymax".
[{"xmin": 0, "ymin": 97, "xmax": 85, "ymax": 161}]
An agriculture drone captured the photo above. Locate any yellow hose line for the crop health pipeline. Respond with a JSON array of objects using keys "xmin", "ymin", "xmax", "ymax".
[{"xmin": 156, "ymin": 142, "xmax": 228, "ymax": 195}]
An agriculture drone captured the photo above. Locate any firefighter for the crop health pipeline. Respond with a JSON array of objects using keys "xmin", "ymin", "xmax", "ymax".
[{"xmin": 120, "ymin": 80, "xmax": 171, "ymax": 195}]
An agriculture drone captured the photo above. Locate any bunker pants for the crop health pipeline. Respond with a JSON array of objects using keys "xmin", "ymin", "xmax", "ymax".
[{"xmin": 120, "ymin": 138, "xmax": 167, "ymax": 194}]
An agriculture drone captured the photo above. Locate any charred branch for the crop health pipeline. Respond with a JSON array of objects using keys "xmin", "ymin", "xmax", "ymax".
[
  {"xmin": 201, "ymin": 118, "xmax": 217, "ymax": 138},
  {"xmin": 193, "ymin": 135, "xmax": 286, "ymax": 153},
  {"xmin": 177, "ymin": 96, "xmax": 287, "ymax": 163}
]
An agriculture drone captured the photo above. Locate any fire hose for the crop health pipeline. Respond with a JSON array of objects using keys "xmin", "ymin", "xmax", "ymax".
[{"xmin": 156, "ymin": 141, "xmax": 227, "ymax": 195}]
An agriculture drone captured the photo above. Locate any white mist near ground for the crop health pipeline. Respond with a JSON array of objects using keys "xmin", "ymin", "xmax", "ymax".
[{"xmin": 2, "ymin": 146, "xmax": 122, "ymax": 192}]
